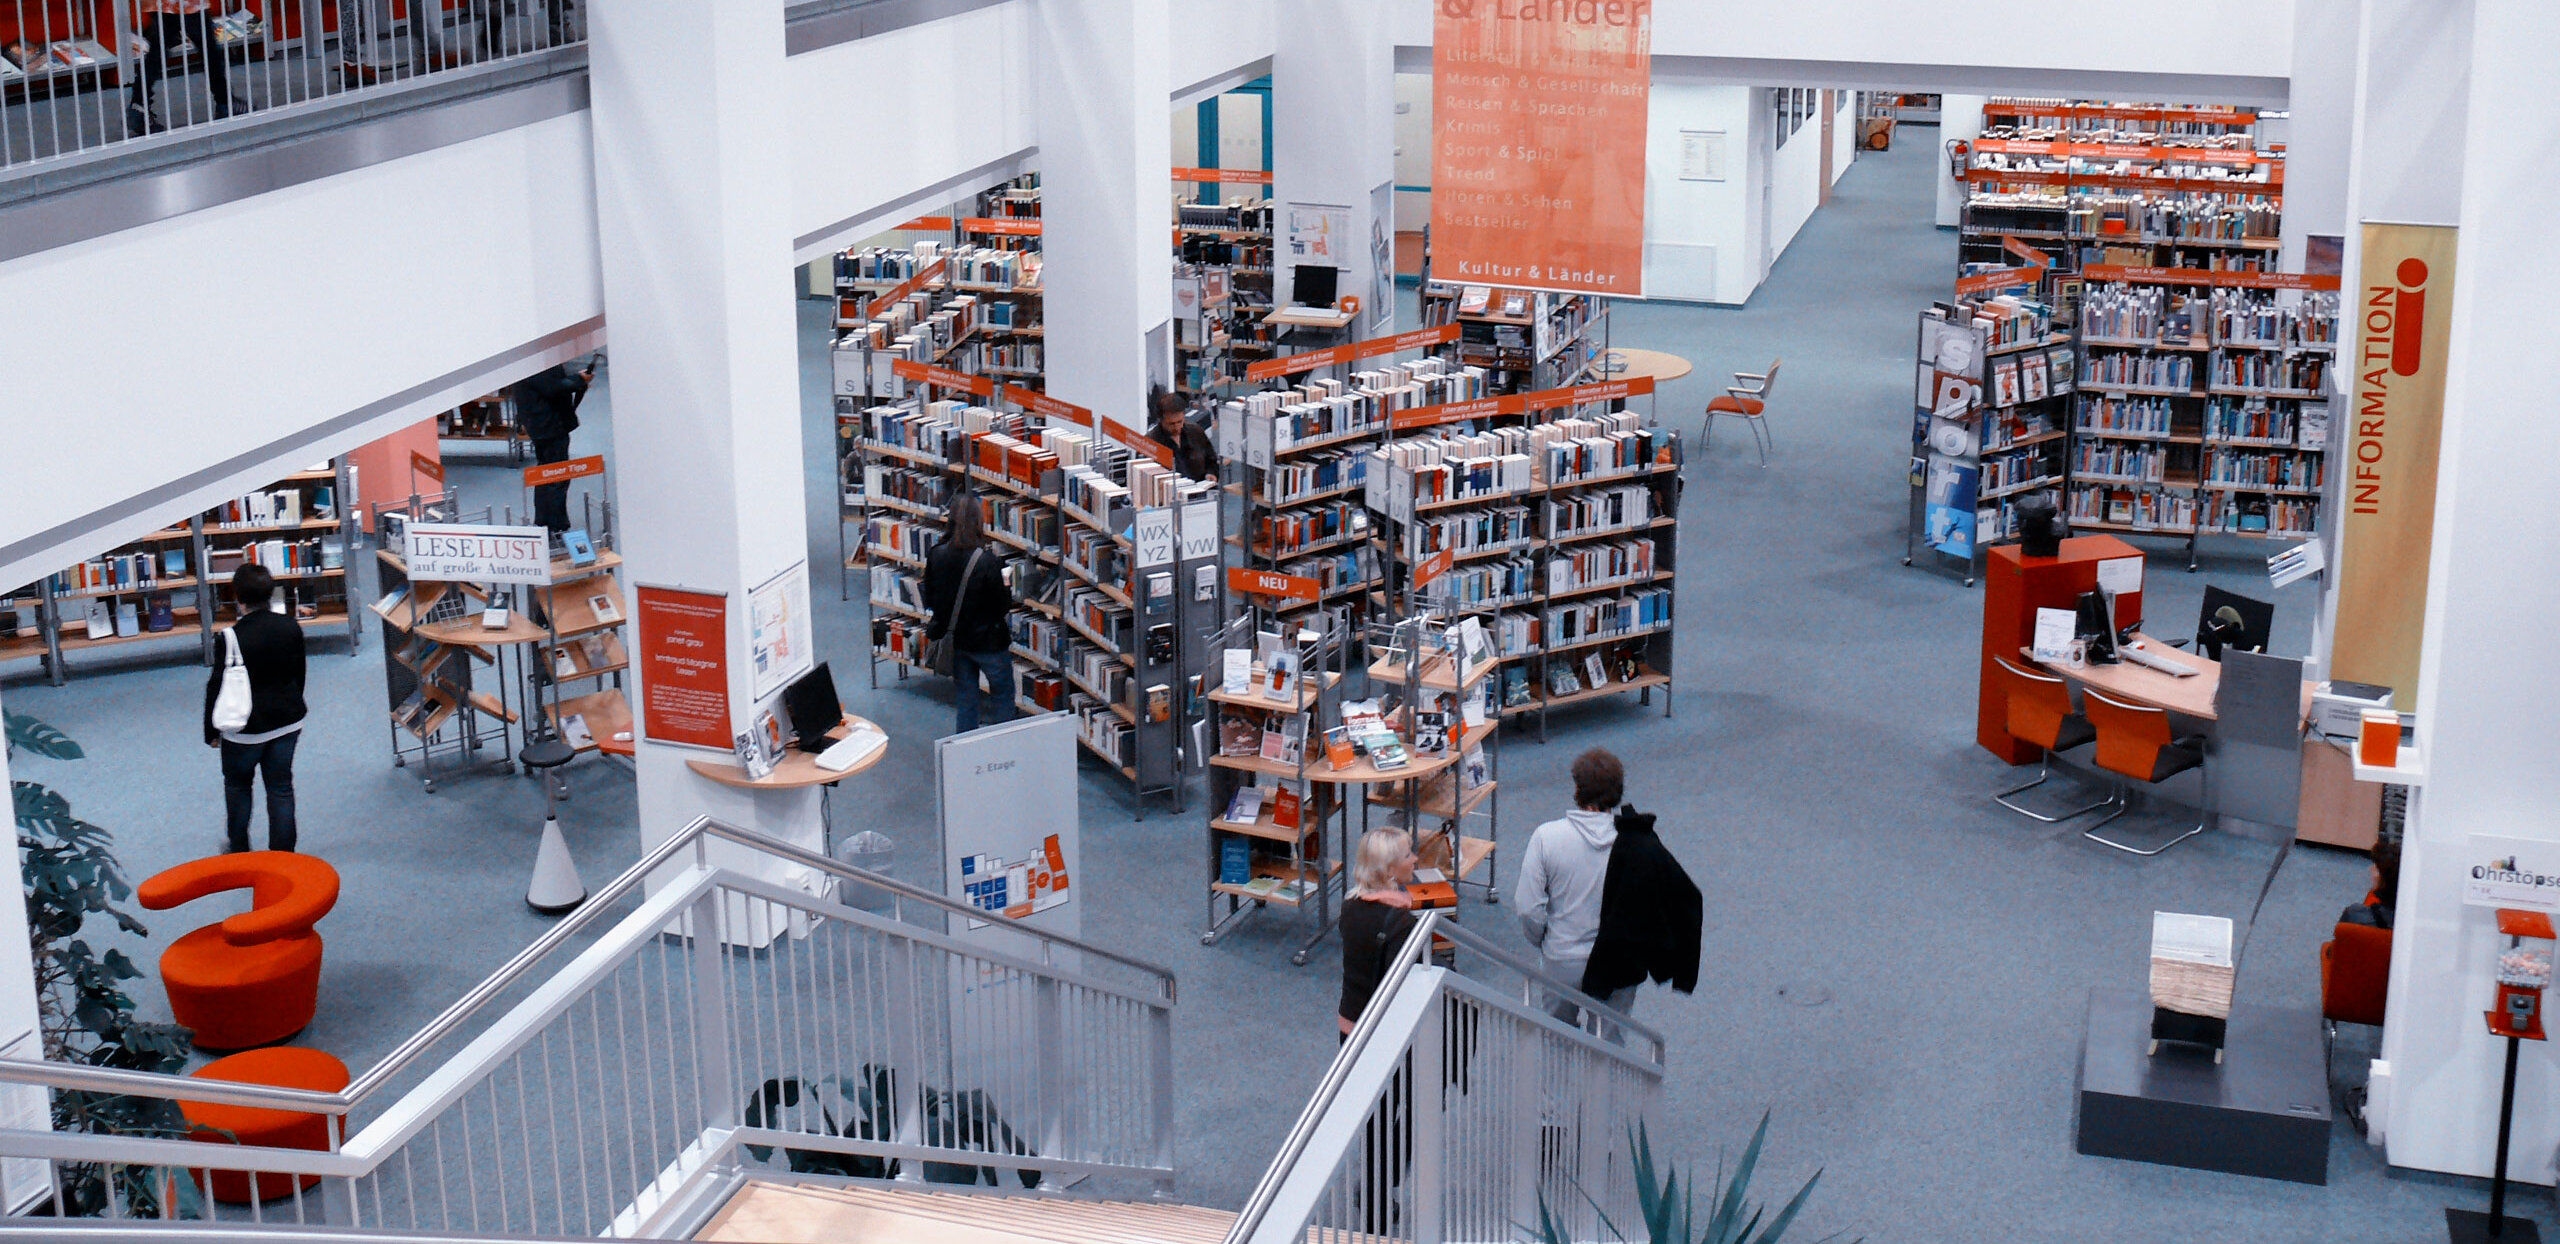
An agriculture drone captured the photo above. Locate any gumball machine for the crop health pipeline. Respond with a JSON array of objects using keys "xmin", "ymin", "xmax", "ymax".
[{"xmin": 2450, "ymin": 909, "xmax": 2555, "ymax": 1243}]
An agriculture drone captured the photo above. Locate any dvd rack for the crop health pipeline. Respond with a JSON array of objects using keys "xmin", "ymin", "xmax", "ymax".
[
  {"xmin": 2, "ymin": 460, "xmax": 357, "ymax": 684},
  {"xmin": 1904, "ymin": 294, "xmax": 2074, "ymax": 583}
]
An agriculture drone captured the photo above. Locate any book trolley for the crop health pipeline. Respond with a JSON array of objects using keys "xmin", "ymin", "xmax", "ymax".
[{"xmin": 0, "ymin": 460, "xmax": 357, "ymax": 684}]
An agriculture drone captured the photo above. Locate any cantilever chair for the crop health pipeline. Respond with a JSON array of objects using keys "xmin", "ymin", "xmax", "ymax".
[
  {"xmin": 1990, "ymin": 656, "xmax": 2111, "ymax": 822},
  {"xmin": 2078, "ymin": 688, "xmax": 2210, "ymax": 856},
  {"xmin": 1704, "ymin": 358, "xmax": 1781, "ymax": 466}
]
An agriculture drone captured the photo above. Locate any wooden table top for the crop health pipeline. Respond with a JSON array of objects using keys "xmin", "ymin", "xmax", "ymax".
[
  {"xmin": 1597, "ymin": 348, "xmax": 1695, "ymax": 384},
  {"xmin": 1265, "ymin": 306, "xmax": 1358, "ymax": 329},
  {"xmin": 2026, "ymin": 633, "xmax": 2315, "ymax": 723},
  {"xmin": 687, "ymin": 714, "xmax": 888, "ymax": 790}
]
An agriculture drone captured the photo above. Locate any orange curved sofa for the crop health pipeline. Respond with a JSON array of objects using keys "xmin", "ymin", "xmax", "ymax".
[{"xmin": 138, "ymin": 853, "xmax": 339, "ymax": 1050}]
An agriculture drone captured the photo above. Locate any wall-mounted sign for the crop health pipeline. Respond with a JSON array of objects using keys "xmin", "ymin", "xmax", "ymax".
[
  {"xmin": 2463, "ymin": 835, "xmax": 2560, "ymax": 910},
  {"xmin": 635, "ymin": 584, "xmax": 732, "ymax": 751},
  {"xmin": 403, "ymin": 523, "xmax": 551, "ymax": 583}
]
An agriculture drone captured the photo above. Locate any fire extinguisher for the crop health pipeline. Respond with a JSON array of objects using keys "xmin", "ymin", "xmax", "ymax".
[{"xmin": 1946, "ymin": 138, "xmax": 1971, "ymax": 181}]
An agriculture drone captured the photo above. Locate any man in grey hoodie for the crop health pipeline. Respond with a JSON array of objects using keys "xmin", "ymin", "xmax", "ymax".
[{"xmin": 1518, "ymin": 748, "xmax": 1636, "ymax": 1025}]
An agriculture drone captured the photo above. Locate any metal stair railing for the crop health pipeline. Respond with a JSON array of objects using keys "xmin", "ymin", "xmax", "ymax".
[
  {"xmin": 0, "ymin": 816, "xmax": 1177, "ymax": 1236},
  {"xmin": 1227, "ymin": 911, "xmax": 1666, "ymax": 1244}
]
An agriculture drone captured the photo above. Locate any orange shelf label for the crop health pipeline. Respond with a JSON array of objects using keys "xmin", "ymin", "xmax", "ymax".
[
  {"xmin": 1227, "ymin": 567, "xmax": 1320, "ymax": 601},
  {"xmin": 1172, "ymin": 167, "xmax": 1274, "ymax": 185},
  {"xmin": 522, "ymin": 454, "xmax": 605, "ymax": 487},
  {"xmin": 891, "ymin": 358, "xmax": 994, "ymax": 396}
]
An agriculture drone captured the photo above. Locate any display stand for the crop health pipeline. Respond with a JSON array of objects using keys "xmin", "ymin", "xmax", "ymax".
[
  {"xmin": 1420, "ymin": 284, "xmax": 1608, "ymax": 394},
  {"xmin": 1360, "ymin": 612, "xmax": 1501, "ymax": 905},
  {"xmin": 1202, "ymin": 608, "xmax": 1350, "ymax": 965},
  {"xmin": 1906, "ymin": 300, "xmax": 2071, "ymax": 584}
]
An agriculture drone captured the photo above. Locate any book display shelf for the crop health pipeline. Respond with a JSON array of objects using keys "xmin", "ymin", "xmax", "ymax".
[
  {"xmin": 1173, "ymin": 184, "xmax": 1275, "ymax": 392},
  {"xmin": 1202, "ymin": 614, "xmax": 1351, "ymax": 964},
  {"xmin": 1359, "ymin": 613, "xmax": 1500, "ymax": 902},
  {"xmin": 1958, "ymin": 99, "xmax": 2279, "ymax": 279},
  {"xmin": 841, "ymin": 379, "xmax": 1214, "ymax": 810},
  {"xmin": 369, "ymin": 497, "xmax": 517, "ymax": 793},
  {"xmin": 531, "ymin": 546, "xmax": 634, "ymax": 761},
  {"xmin": 1419, "ymin": 283, "xmax": 1609, "ymax": 394},
  {"xmin": 1364, "ymin": 377, "xmax": 1680, "ymax": 737},
  {"xmin": 2065, "ymin": 267, "xmax": 2340, "ymax": 557},
  {"xmin": 437, "ymin": 393, "xmax": 523, "ymax": 460},
  {"xmin": 1905, "ymin": 294, "xmax": 2073, "ymax": 584},
  {"xmin": 0, "ymin": 460, "xmax": 356, "ymax": 684}
]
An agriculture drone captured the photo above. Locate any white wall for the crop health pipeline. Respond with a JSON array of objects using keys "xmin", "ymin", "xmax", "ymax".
[
  {"xmin": 1640, "ymin": 82, "xmax": 1751, "ymax": 304},
  {"xmin": 1935, "ymin": 94, "xmax": 1984, "ymax": 228},
  {"xmin": 788, "ymin": 5, "xmax": 1038, "ymax": 258},
  {"xmin": 1830, "ymin": 89, "xmax": 1856, "ymax": 187},
  {"xmin": 1393, "ymin": 72, "xmax": 1431, "ymax": 233},
  {"xmin": 1171, "ymin": 0, "xmax": 1275, "ymax": 96},
  {"xmin": 1767, "ymin": 97, "xmax": 1826, "ymax": 264},
  {"xmin": 0, "ymin": 112, "xmax": 604, "ymax": 592},
  {"xmin": 1392, "ymin": 0, "xmax": 2293, "ymax": 86}
]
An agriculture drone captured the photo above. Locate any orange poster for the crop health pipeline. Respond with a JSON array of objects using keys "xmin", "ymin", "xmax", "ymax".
[{"xmin": 1431, "ymin": 1, "xmax": 1652, "ymax": 297}]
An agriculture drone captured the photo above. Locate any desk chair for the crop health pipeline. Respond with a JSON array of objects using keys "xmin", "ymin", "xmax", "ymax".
[
  {"xmin": 2079, "ymin": 688, "xmax": 2209, "ymax": 856},
  {"xmin": 1704, "ymin": 359, "xmax": 1781, "ymax": 466},
  {"xmin": 1990, "ymin": 656, "xmax": 2110, "ymax": 822},
  {"xmin": 2321, "ymin": 920, "xmax": 2392, "ymax": 1126}
]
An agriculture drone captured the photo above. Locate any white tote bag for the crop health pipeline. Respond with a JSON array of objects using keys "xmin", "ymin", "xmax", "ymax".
[{"xmin": 211, "ymin": 628, "xmax": 253, "ymax": 734}]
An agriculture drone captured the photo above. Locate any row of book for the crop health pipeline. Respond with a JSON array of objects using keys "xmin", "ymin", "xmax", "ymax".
[
  {"xmin": 1493, "ymin": 590, "xmax": 1673, "ymax": 657},
  {"xmin": 2203, "ymin": 399, "xmax": 2307, "ymax": 445},
  {"xmin": 52, "ymin": 550, "xmax": 182, "ymax": 593},
  {"xmin": 982, "ymin": 493, "xmax": 1058, "ymax": 550},
  {"xmin": 1538, "ymin": 482, "xmax": 1654, "ymax": 542},
  {"xmin": 2212, "ymin": 351, "xmax": 2328, "ymax": 395},
  {"xmin": 1062, "ymin": 526, "xmax": 1124, "ymax": 591},
  {"xmin": 2082, "ymin": 351, "xmax": 2196, "ymax": 391},
  {"xmin": 210, "ymin": 487, "xmax": 335, "ymax": 529},
  {"xmin": 2209, "ymin": 288, "xmax": 2340, "ymax": 348},
  {"xmin": 869, "ymin": 565, "xmax": 925, "ymax": 616},
  {"xmin": 2204, "ymin": 449, "xmax": 2326, "ymax": 492},
  {"xmin": 2073, "ymin": 440, "xmax": 2170, "ymax": 484},
  {"xmin": 1980, "ymin": 446, "xmax": 2059, "ymax": 496},
  {"xmin": 2069, "ymin": 484, "xmax": 2199, "ymax": 531},
  {"xmin": 1542, "ymin": 538, "xmax": 1656, "ymax": 595},
  {"xmin": 2072, "ymin": 194, "xmax": 2280, "ymax": 242},
  {"xmin": 1982, "ymin": 410, "xmax": 2060, "ymax": 452},
  {"xmin": 2077, "ymin": 395, "xmax": 2179, "ymax": 438},
  {"xmin": 1411, "ymin": 504, "xmax": 1534, "ymax": 559},
  {"xmin": 1064, "ymin": 586, "xmax": 1129, "ymax": 653},
  {"xmin": 1524, "ymin": 416, "xmax": 1673, "ymax": 485},
  {"xmin": 1263, "ymin": 448, "xmax": 1366, "ymax": 505},
  {"xmin": 1423, "ymin": 557, "xmax": 1537, "ymax": 611},
  {"xmin": 1985, "ymin": 349, "xmax": 2074, "ymax": 407},
  {"xmin": 837, "ymin": 244, "xmax": 941, "ymax": 283},
  {"xmin": 1064, "ymin": 642, "xmax": 1128, "ymax": 703},
  {"xmin": 2204, "ymin": 496, "xmax": 2318, "ymax": 537},
  {"xmin": 853, "ymin": 461, "xmax": 951, "ymax": 514},
  {"xmin": 1176, "ymin": 198, "xmax": 1273, "ymax": 231},
  {"xmin": 1274, "ymin": 545, "xmax": 1378, "ymax": 599},
  {"xmin": 1255, "ymin": 501, "xmax": 1364, "ymax": 558},
  {"xmin": 1969, "ymin": 294, "xmax": 2060, "ymax": 349},
  {"xmin": 236, "ymin": 537, "xmax": 343, "ymax": 576}
]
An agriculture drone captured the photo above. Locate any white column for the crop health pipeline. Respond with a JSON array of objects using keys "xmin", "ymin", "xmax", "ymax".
[
  {"xmin": 2279, "ymin": 0, "xmax": 2358, "ymax": 273},
  {"xmin": 1274, "ymin": 0, "xmax": 1396, "ymax": 337},
  {"xmin": 2369, "ymin": 0, "xmax": 2560, "ymax": 1184},
  {"xmin": 1037, "ymin": 0, "xmax": 1173, "ymax": 429},
  {"xmin": 1934, "ymin": 94, "xmax": 1986, "ymax": 230},
  {"xmin": 0, "ymin": 691, "xmax": 53, "ymax": 1211},
  {"xmin": 587, "ymin": 0, "xmax": 822, "ymax": 873}
]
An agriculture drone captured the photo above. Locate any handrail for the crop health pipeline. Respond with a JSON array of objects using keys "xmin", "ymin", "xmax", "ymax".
[
  {"xmin": 1433, "ymin": 916, "xmax": 1668, "ymax": 1058},
  {"xmin": 0, "ymin": 1228, "xmax": 599, "ymax": 1243},
  {"xmin": 0, "ymin": 816, "xmax": 1176, "ymax": 1114},
  {"xmin": 1225, "ymin": 910, "xmax": 1443, "ymax": 1244}
]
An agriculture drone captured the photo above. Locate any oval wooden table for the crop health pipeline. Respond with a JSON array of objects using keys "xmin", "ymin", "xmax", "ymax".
[
  {"xmin": 687, "ymin": 713, "xmax": 889, "ymax": 860},
  {"xmin": 1597, "ymin": 347, "xmax": 1695, "ymax": 385}
]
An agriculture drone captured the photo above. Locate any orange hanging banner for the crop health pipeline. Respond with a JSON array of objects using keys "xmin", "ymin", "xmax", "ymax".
[
  {"xmin": 1172, "ymin": 167, "xmax": 1275, "ymax": 185},
  {"xmin": 1430, "ymin": 0, "xmax": 1650, "ymax": 297}
]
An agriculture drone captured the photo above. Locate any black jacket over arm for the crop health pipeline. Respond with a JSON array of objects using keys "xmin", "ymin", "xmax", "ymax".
[
  {"xmin": 1150, "ymin": 419, "xmax": 1217, "ymax": 481},
  {"xmin": 923, "ymin": 540, "xmax": 1014, "ymax": 653},
  {"xmin": 1581, "ymin": 806, "xmax": 1703, "ymax": 998},
  {"xmin": 204, "ymin": 609, "xmax": 308, "ymax": 744}
]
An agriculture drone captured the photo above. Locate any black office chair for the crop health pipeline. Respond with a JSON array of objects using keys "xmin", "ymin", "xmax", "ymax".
[{"xmin": 2172, "ymin": 586, "xmax": 2273, "ymax": 660}]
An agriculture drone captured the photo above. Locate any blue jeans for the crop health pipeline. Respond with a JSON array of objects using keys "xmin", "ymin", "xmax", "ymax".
[
  {"xmin": 221, "ymin": 732, "xmax": 300, "ymax": 853},
  {"xmin": 953, "ymin": 648, "xmax": 1016, "ymax": 735}
]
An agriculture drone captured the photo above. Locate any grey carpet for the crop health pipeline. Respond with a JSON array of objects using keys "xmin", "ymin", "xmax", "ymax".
[{"xmin": 1, "ymin": 132, "xmax": 2518, "ymax": 1241}]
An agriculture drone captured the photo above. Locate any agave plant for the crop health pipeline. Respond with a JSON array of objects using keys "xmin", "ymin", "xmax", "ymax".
[
  {"xmin": 1531, "ymin": 1115, "xmax": 1845, "ymax": 1244},
  {"xmin": 8, "ymin": 710, "xmax": 202, "ymax": 1218}
]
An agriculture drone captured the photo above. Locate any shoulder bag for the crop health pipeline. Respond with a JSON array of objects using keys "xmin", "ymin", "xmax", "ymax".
[
  {"xmin": 925, "ymin": 548, "xmax": 986, "ymax": 677},
  {"xmin": 211, "ymin": 627, "xmax": 253, "ymax": 733}
]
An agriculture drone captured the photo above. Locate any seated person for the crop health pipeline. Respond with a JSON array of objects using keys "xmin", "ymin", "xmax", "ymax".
[{"xmin": 2341, "ymin": 839, "xmax": 2398, "ymax": 929}]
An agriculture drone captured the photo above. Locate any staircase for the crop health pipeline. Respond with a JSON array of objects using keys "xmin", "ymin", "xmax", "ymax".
[{"xmin": 698, "ymin": 1181, "xmax": 1238, "ymax": 1244}]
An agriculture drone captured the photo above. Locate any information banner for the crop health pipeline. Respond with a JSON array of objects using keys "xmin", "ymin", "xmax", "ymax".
[
  {"xmin": 1431, "ymin": 0, "xmax": 1650, "ymax": 296},
  {"xmin": 2330, "ymin": 222, "xmax": 2457, "ymax": 701},
  {"xmin": 634, "ymin": 585, "xmax": 732, "ymax": 751},
  {"xmin": 403, "ymin": 523, "xmax": 551, "ymax": 584}
]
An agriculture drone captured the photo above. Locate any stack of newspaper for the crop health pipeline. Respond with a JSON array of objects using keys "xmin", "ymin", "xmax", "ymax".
[{"xmin": 2148, "ymin": 911, "xmax": 2236, "ymax": 1019}]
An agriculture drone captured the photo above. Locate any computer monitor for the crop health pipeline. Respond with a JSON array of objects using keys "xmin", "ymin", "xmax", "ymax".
[
  {"xmin": 2196, "ymin": 586, "xmax": 2274, "ymax": 659},
  {"xmin": 781, "ymin": 662, "xmax": 844, "ymax": 753},
  {"xmin": 1291, "ymin": 263, "xmax": 1338, "ymax": 308}
]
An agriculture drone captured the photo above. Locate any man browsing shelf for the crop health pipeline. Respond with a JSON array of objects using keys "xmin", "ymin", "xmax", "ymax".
[
  {"xmin": 1516, "ymin": 748, "xmax": 1634, "ymax": 1027},
  {"xmin": 515, "ymin": 361, "xmax": 592, "ymax": 533},
  {"xmin": 203, "ymin": 565, "xmax": 307, "ymax": 853},
  {"xmin": 1149, "ymin": 388, "xmax": 1217, "ymax": 481}
]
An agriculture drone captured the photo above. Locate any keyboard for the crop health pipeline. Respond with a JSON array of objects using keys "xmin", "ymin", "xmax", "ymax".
[
  {"xmin": 2120, "ymin": 644, "xmax": 2199, "ymax": 678},
  {"xmin": 815, "ymin": 728, "xmax": 886, "ymax": 772}
]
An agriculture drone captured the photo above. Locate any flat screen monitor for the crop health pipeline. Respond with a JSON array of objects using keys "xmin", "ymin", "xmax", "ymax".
[
  {"xmin": 1292, "ymin": 263, "xmax": 1338, "ymax": 308},
  {"xmin": 782, "ymin": 662, "xmax": 843, "ymax": 753}
]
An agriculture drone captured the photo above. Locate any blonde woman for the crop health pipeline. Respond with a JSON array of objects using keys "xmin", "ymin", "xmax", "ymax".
[{"xmin": 1338, "ymin": 826, "xmax": 1419, "ymax": 1037}]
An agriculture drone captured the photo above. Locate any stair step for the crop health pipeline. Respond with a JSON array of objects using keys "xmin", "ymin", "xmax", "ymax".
[{"xmin": 698, "ymin": 1179, "xmax": 1237, "ymax": 1244}]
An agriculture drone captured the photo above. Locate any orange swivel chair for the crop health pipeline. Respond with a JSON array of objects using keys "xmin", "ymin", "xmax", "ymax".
[
  {"xmin": 1704, "ymin": 359, "xmax": 1781, "ymax": 467},
  {"xmin": 1990, "ymin": 656, "xmax": 2110, "ymax": 822},
  {"xmin": 2078, "ymin": 688, "xmax": 2209, "ymax": 856},
  {"xmin": 2321, "ymin": 920, "xmax": 2392, "ymax": 1066},
  {"xmin": 138, "ymin": 853, "xmax": 340, "ymax": 1050}
]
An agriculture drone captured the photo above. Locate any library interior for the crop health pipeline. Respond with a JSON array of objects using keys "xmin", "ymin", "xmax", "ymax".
[{"xmin": 0, "ymin": 2, "xmax": 2551, "ymax": 1241}]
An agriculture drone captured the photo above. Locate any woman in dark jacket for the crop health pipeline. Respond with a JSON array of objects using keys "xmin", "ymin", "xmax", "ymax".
[
  {"xmin": 1339, "ymin": 827, "xmax": 1419, "ymax": 1036},
  {"xmin": 202, "ymin": 565, "xmax": 308, "ymax": 852},
  {"xmin": 923, "ymin": 496, "xmax": 1018, "ymax": 735}
]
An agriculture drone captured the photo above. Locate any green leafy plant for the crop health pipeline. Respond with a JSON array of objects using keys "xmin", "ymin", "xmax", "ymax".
[
  {"xmin": 7, "ymin": 710, "xmax": 202, "ymax": 1218},
  {"xmin": 1531, "ymin": 1116, "xmax": 1848, "ymax": 1244}
]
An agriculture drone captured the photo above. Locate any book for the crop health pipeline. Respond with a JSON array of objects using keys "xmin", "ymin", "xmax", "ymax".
[
  {"xmin": 113, "ymin": 601, "xmax": 140, "ymax": 637},
  {"xmin": 1498, "ymin": 291, "xmax": 1529, "ymax": 317},
  {"xmin": 83, "ymin": 599, "xmax": 111, "ymax": 639},
  {"xmin": 1223, "ymin": 785, "xmax": 1265, "ymax": 825},
  {"xmin": 1259, "ymin": 722, "xmax": 1288, "ymax": 763},
  {"xmin": 559, "ymin": 713, "xmax": 595, "ymax": 750},
  {"xmin": 553, "ymin": 646, "xmax": 580, "ymax": 679},
  {"xmin": 588, "ymin": 592, "xmax": 623, "ymax": 625},
  {"xmin": 145, "ymin": 594, "xmax": 174, "ymax": 632},
  {"xmin": 1457, "ymin": 285, "xmax": 1492, "ymax": 314},
  {"xmin": 1220, "ymin": 712, "xmax": 1263, "ymax": 757},
  {"xmin": 1501, "ymin": 665, "xmax": 1533, "ymax": 707},
  {"xmin": 1413, "ymin": 710, "xmax": 1449, "ymax": 755},
  {"xmin": 1218, "ymin": 836, "xmax": 1253, "ymax": 885},
  {"xmin": 1223, "ymin": 648, "xmax": 1251, "ymax": 696},
  {"xmin": 1271, "ymin": 786, "xmax": 1302, "ymax": 831},
  {"xmin": 1277, "ymin": 713, "xmax": 1306, "ymax": 766},
  {"xmin": 561, "ymin": 528, "xmax": 597, "ymax": 567},
  {"xmin": 1264, "ymin": 650, "xmax": 1298, "ymax": 701},
  {"xmin": 1991, "ymin": 359, "xmax": 2020, "ymax": 407},
  {"xmin": 732, "ymin": 727, "xmax": 776, "ymax": 780},
  {"xmin": 1583, "ymin": 653, "xmax": 1609, "ymax": 691},
  {"xmin": 1324, "ymin": 725, "xmax": 1356, "ymax": 770}
]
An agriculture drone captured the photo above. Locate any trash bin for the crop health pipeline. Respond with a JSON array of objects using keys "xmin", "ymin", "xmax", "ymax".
[{"xmin": 839, "ymin": 830, "xmax": 898, "ymax": 914}]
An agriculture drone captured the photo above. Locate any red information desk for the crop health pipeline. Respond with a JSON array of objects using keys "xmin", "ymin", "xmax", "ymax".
[{"xmin": 1978, "ymin": 536, "xmax": 2146, "ymax": 764}]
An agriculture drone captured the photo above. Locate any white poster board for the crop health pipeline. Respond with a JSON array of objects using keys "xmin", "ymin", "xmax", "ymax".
[
  {"xmin": 1678, "ymin": 130, "xmax": 1728, "ymax": 182},
  {"xmin": 404, "ymin": 523, "xmax": 552, "ymax": 583},
  {"xmin": 1286, "ymin": 201, "xmax": 1352, "ymax": 265},
  {"xmin": 747, "ymin": 562, "xmax": 814, "ymax": 702},
  {"xmin": 938, "ymin": 714, "xmax": 1081, "ymax": 948}
]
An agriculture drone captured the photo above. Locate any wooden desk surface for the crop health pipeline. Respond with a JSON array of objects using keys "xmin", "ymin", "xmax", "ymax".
[
  {"xmin": 1597, "ymin": 348, "xmax": 1695, "ymax": 384},
  {"xmin": 2026, "ymin": 633, "xmax": 2316, "ymax": 723},
  {"xmin": 687, "ymin": 714, "xmax": 887, "ymax": 790},
  {"xmin": 1265, "ymin": 306, "xmax": 1358, "ymax": 329}
]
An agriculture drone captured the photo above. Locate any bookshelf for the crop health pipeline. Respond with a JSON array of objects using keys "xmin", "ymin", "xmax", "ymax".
[
  {"xmin": 1173, "ymin": 194, "xmax": 1275, "ymax": 392},
  {"xmin": 1906, "ymin": 295, "xmax": 2075, "ymax": 583},
  {"xmin": 1203, "ymin": 621, "xmax": 1349, "ymax": 964},
  {"xmin": 1361, "ymin": 614, "xmax": 1501, "ymax": 904},
  {"xmin": 531, "ymin": 550, "xmax": 633, "ymax": 758},
  {"xmin": 1363, "ymin": 378, "xmax": 1681, "ymax": 737},
  {"xmin": 1419, "ymin": 284, "xmax": 1609, "ymax": 394},
  {"xmin": 1, "ymin": 461, "xmax": 356, "ymax": 684},
  {"xmin": 370, "ymin": 550, "xmax": 529, "ymax": 794},
  {"xmin": 2063, "ymin": 266, "xmax": 2339, "ymax": 558},
  {"xmin": 437, "ymin": 394, "xmax": 523, "ymax": 460}
]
